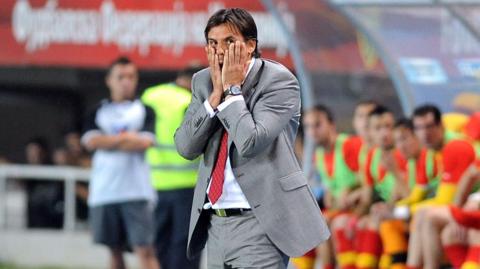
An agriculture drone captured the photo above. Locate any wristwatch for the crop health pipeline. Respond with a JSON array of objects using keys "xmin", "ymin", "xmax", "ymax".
[{"xmin": 223, "ymin": 85, "xmax": 242, "ymax": 97}]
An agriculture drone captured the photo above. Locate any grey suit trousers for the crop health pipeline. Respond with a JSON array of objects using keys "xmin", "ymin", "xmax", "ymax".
[{"xmin": 206, "ymin": 211, "xmax": 289, "ymax": 269}]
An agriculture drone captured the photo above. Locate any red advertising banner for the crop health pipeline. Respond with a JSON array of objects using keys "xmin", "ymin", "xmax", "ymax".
[
  {"xmin": 0, "ymin": 0, "xmax": 387, "ymax": 74},
  {"xmin": 0, "ymin": 0, "xmax": 294, "ymax": 70}
]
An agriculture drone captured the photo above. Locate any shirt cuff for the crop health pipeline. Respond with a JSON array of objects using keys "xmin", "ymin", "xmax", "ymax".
[
  {"xmin": 218, "ymin": 95, "xmax": 244, "ymax": 112},
  {"xmin": 203, "ymin": 100, "xmax": 217, "ymax": 118}
]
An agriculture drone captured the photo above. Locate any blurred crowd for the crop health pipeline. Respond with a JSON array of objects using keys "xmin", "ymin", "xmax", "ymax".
[
  {"xmin": 1, "ymin": 131, "xmax": 92, "ymax": 229},
  {"xmin": 291, "ymin": 101, "xmax": 480, "ymax": 269}
]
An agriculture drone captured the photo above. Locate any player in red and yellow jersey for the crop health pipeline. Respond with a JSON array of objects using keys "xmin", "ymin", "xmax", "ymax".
[
  {"xmin": 312, "ymin": 101, "xmax": 377, "ymax": 269},
  {"xmin": 295, "ymin": 104, "xmax": 363, "ymax": 269},
  {"xmin": 406, "ymin": 104, "xmax": 476, "ymax": 269},
  {"xmin": 355, "ymin": 106, "xmax": 410, "ymax": 269},
  {"xmin": 353, "ymin": 100, "xmax": 379, "ymax": 171},
  {"xmin": 378, "ymin": 118, "xmax": 440, "ymax": 269},
  {"xmin": 411, "ymin": 158, "xmax": 480, "ymax": 269},
  {"xmin": 330, "ymin": 106, "xmax": 408, "ymax": 269}
]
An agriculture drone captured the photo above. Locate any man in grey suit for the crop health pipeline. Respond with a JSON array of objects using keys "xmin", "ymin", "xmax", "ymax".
[{"xmin": 175, "ymin": 8, "xmax": 330, "ymax": 269}]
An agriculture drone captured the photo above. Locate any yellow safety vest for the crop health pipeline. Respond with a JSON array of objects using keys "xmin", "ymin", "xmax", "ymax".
[{"xmin": 141, "ymin": 83, "xmax": 198, "ymax": 190}]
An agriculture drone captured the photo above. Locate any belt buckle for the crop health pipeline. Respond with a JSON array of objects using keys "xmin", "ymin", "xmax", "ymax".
[{"xmin": 215, "ymin": 209, "xmax": 227, "ymax": 217}]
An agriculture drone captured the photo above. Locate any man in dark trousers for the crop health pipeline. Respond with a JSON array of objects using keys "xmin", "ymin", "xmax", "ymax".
[
  {"xmin": 175, "ymin": 8, "xmax": 330, "ymax": 269},
  {"xmin": 142, "ymin": 66, "xmax": 202, "ymax": 269}
]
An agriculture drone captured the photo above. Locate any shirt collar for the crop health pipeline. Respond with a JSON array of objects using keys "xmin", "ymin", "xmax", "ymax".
[{"xmin": 242, "ymin": 57, "xmax": 256, "ymax": 84}]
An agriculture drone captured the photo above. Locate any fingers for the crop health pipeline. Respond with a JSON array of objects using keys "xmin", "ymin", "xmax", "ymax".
[
  {"xmin": 223, "ymin": 51, "xmax": 228, "ymax": 74},
  {"xmin": 206, "ymin": 46, "xmax": 212, "ymax": 66},
  {"xmin": 207, "ymin": 46, "xmax": 217, "ymax": 69},
  {"xmin": 235, "ymin": 41, "xmax": 241, "ymax": 65},
  {"xmin": 206, "ymin": 46, "xmax": 218, "ymax": 74},
  {"xmin": 240, "ymin": 42, "xmax": 248, "ymax": 65},
  {"xmin": 214, "ymin": 53, "xmax": 219, "ymax": 73},
  {"xmin": 228, "ymin": 43, "xmax": 235, "ymax": 67}
]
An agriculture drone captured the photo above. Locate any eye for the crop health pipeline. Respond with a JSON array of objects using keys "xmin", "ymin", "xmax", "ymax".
[
  {"xmin": 208, "ymin": 40, "xmax": 217, "ymax": 46},
  {"xmin": 226, "ymin": 39, "xmax": 235, "ymax": 45}
]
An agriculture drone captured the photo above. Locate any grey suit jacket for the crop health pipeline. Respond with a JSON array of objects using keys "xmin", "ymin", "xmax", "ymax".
[{"xmin": 174, "ymin": 58, "xmax": 330, "ymax": 258}]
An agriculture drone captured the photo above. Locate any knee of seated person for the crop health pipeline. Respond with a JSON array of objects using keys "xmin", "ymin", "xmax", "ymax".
[
  {"xmin": 356, "ymin": 215, "xmax": 369, "ymax": 229},
  {"xmin": 365, "ymin": 215, "xmax": 381, "ymax": 230},
  {"xmin": 441, "ymin": 223, "xmax": 465, "ymax": 245},
  {"xmin": 409, "ymin": 207, "xmax": 429, "ymax": 231},
  {"xmin": 464, "ymin": 197, "xmax": 480, "ymax": 211},
  {"xmin": 413, "ymin": 206, "xmax": 431, "ymax": 222},
  {"xmin": 425, "ymin": 206, "xmax": 450, "ymax": 225}
]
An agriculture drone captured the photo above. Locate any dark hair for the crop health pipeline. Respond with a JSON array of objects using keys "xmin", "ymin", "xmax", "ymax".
[
  {"xmin": 413, "ymin": 104, "xmax": 442, "ymax": 125},
  {"xmin": 26, "ymin": 136, "xmax": 49, "ymax": 150},
  {"xmin": 25, "ymin": 136, "xmax": 52, "ymax": 164},
  {"xmin": 368, "ymin": 104, "xmax": 391, "ymax": 118},
  {"xmin": 310, "ymin": 104, "xmax": 335, "ymax": 123},
  {"xmin": 107, "ymin": 56, "xmax": 134, "ymax": 75},
  {"xmin": 177, "ymin": 65, "xmax": 204, "ymax": 80},
  {"xmin": 204, "ymin": 8, "xmax": 260, "ymax": 58},
  {"xmin": 395, "ymin": 118, "xmax": 414, "ymax": 131}
]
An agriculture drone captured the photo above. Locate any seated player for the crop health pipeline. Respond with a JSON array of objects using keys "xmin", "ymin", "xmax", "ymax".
[
  {"xmin": 378, "ymin": 118, "xmax": 440, "ymax": 269},
  {"xmin": 331, "ymin": 105, "xmax": 408, "ymax": 269},
  {"xmin": 406, "ymin": 104, "xmax": 476, "ymax": 269},
  {"xmin": 296, "ymin": 104, "xmax": 363, "ymax": 269}
]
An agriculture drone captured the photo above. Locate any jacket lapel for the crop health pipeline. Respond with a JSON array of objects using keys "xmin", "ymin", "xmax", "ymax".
[
  {"xmin": 241, "ymin": 58, "xmax": 263, "ymax": 105},
  {"xmin": 226, "ymin": 59, "xmax": 264, "ymax": 153}
]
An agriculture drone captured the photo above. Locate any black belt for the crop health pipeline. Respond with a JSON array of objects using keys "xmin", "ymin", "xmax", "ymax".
[{"xmin": 208, "ymin": 208, "xmax": 252, "ymax": 217}]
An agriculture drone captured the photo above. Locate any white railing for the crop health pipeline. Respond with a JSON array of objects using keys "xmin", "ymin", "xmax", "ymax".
[{"xmin": 0, "ymin": 164, "xmax": 91, "ymax": 231}]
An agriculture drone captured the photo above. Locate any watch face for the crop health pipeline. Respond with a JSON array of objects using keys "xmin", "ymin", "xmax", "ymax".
[{"xmin": 231, "ymin": 85, "xmax": 242, "ymax": 95}]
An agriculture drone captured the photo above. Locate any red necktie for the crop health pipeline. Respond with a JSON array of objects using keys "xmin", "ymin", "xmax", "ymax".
[{"xmin": 208, "ymin": 131, "xmax": 229, "ymax": 205}]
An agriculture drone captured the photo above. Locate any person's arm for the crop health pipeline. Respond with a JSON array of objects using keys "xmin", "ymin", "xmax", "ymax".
[
  {"xmin": 396, "ymin": 186, "xmax": 428, "ymax": 206},
  {"xmin": 344, "ymin": 187, "xmax": 363, "ymax": 206},
  {"xmin": 174, "ymin": 72, "xmax": 220, "ymax": 160},
  {"xmin": 353, "ymin": 151, "xmax": 374, "ymax": 216},
  {"xmin": 216, "ymin": 68, "xmax": 300, "ymax": 158},
  {"xmin": 398, "ymin": 151, "xmax": 430, "ymax": 206},
  {"xmin": 383, "ymin": 150, "xmax": 409, "ymax": 200},
  {"xmin": 116, "ymin": 132, "xmax": 154, "ymax": 151},
  {"xmin": 412, "ymin": 141, "xmax": 476, "ymax": 212},
  {"xmin": 354, "ymin": 186, "xmax": 373, "ymax": 216},
  {"xmin": 85, "ymin": 132, "xmax": 153, "ymax": 152},
  {"xmin": 84, "ymin": 135, "xmax": 121, "ymax": 151},
  {"xmin": 83, "ymin": 105, "xmax": 156, "ymax": 152},
  {"xmin": 323, "ymin": 191, "xmax": 334, "ymax": 210},
  {"xmin": 454, "ymin": 163, "xmax": 480, "ymax": 207},
  {"xmin": 81, "ymin": 107, "xmax": 120, "ymax": 151},
  {"xmin": 116, "ymin": 105, "xmax": 156, "ymax": 151}
]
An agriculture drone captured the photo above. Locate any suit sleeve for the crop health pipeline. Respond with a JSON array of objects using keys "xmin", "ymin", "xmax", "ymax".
[
  {"xmin": 216, "ymin": 67, "xmax": 300, "ymax": 158},
  {"xmin": 174, "ymin": 72, "xmax": 220, "ymax": 160}
]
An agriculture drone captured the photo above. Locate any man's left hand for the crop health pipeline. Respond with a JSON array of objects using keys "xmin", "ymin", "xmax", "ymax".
[{"xmin": 222, "ymin": 41, "xmax": 249, "ymax": 90}]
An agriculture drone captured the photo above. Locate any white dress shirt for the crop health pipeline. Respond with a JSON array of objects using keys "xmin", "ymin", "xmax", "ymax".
[{"xmin": 202, "ymin": 58, "xmax": 256, "ymax": 210}]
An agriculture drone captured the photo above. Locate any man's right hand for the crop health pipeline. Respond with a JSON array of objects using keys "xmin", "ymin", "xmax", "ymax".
[{"xmin": 206, "ymin": 46, "xmax": 223, "ymax": 109}]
